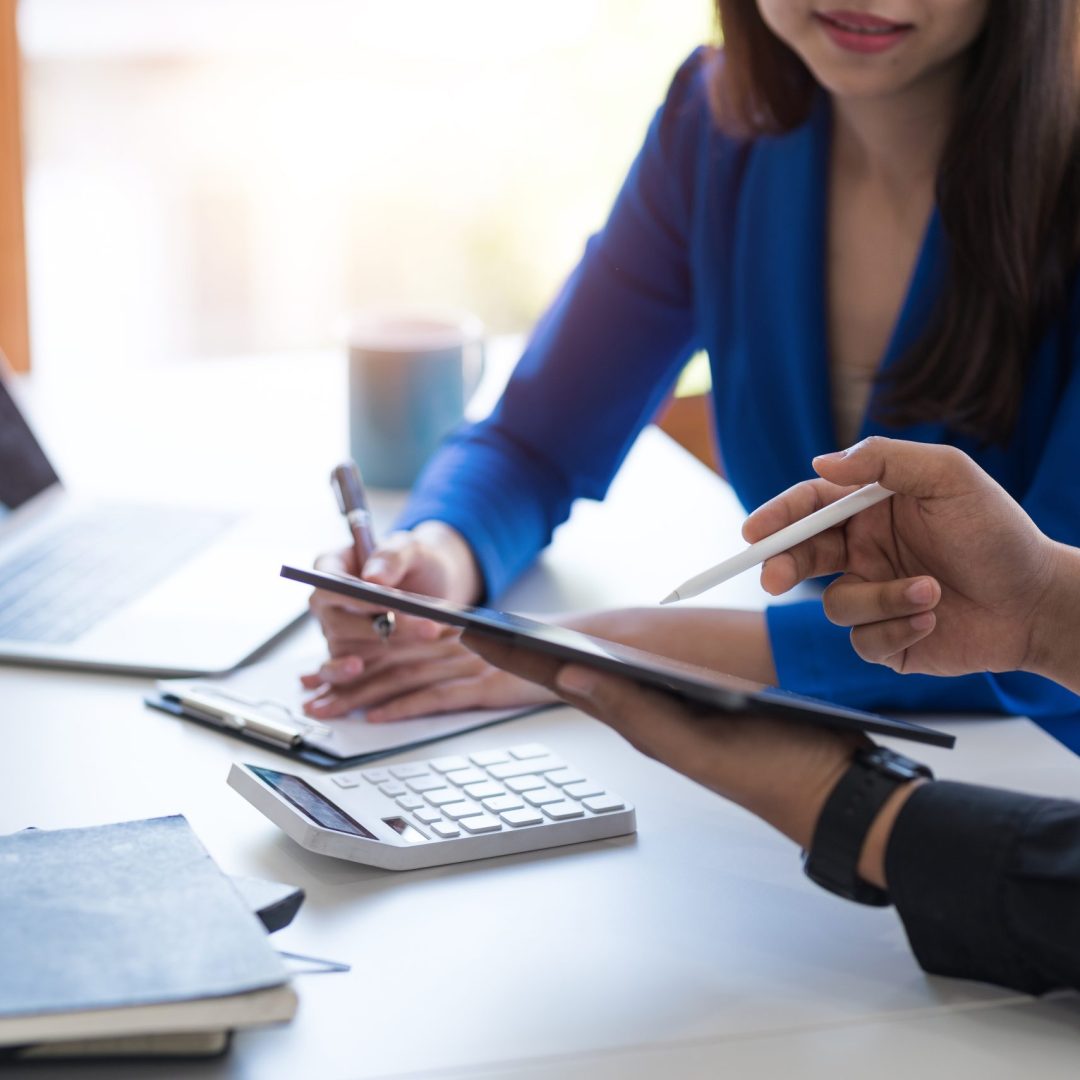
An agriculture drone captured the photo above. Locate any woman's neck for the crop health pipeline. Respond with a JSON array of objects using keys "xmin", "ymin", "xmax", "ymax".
[{"xmin": 829, "ymin": 61, "xmax": 966, "ymax": 201}]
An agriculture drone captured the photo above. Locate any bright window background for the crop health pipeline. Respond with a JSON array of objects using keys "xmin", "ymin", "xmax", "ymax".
[{"xmin": 21, "ymin": 0, "xmax": 714, "ymax": 374}]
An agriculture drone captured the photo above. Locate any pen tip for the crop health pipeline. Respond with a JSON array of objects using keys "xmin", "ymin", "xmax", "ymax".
[{"xmin": 659, "ymin": 591, "xmax": 679, "ymax": 606}]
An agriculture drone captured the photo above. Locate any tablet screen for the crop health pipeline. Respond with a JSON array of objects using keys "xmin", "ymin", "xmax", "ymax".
[{"xmin": 280, "ymin": 565, "xmax": 954, "ymax": 749}]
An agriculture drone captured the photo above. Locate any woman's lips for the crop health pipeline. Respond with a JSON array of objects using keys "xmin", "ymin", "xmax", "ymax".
[{"xmin": 813, "ymin": 9, "xmax": 915, "ymax": 54}]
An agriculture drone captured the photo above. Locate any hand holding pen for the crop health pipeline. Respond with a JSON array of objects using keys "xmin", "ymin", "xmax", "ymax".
[
  {"xmin": 302, "ymin": 464, "xmax": 486, "ymax": 719},
  {"xmin": 330, "ymin": 461, "xmax": 395, "ymax": 642}
]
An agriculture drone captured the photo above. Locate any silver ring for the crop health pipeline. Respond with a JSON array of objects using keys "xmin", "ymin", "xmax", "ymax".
[{"xmin": 372, "ymin": 611, "xmax": 396, "ymax": 642}]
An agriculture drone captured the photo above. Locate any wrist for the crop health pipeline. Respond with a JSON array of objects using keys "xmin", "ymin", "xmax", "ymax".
[
  {"xmin": 1025, "ymin": 541, "xmax": 1080, "ymax": 696},
  {"xmin": 803, "ymin": 746, "xmax": 932, "ymax": 904},
  {"xmin": 758, "ymin": 742, "xmax": 855, "ymax": 849},
  {"xmin": 855, "ymin": 779, "xmax": 924, "ymax": 890},
  {"xmin": 412, "ymin": 520, "xmax": 484, "ymax": 604}
]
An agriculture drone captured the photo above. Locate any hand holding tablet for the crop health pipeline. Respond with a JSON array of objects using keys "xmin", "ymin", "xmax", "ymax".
[{"xmin": 280, "ymin": 565, "xmax": 954, "ymax": 749}]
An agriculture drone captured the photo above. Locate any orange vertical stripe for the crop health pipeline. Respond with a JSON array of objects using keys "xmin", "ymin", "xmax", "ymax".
[{"xmin": 0, "ymin": 0, "xmax": 29, "ymax": 373}]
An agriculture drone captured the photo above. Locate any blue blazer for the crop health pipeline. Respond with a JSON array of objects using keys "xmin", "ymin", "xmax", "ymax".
[{"xmin": 399, "ymin": 49, "xmax": 1080, "ymax": 743}]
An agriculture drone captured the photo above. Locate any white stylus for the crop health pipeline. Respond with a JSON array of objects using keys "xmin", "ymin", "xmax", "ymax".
[{"xmin": 660, "ymin": 482, "xmax": 894, "ymax": 604}]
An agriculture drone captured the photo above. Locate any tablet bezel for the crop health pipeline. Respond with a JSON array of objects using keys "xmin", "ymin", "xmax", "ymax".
[{"xmin": 281, "ymin": 565, "xmax": 955, "ymax": 749}]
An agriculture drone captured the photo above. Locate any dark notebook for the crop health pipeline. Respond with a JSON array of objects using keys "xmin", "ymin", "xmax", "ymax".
[{"xmin": 0, "ymin": 815, "xmax": 296, "ymax": 1052}]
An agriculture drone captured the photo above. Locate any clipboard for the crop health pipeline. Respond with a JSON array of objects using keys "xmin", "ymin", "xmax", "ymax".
[
  {"xmin": 279, "ymin": 565, "xmax": 957, "ymax": 750},
  {"xmin": 145, "ymin": 651, "xmax": 550, "ymax": 769}
]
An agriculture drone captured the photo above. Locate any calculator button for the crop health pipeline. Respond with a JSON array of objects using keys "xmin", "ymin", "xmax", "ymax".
[
  {"xmin": 414, "ymin": 808, "xmax": 443, "ymax": 825},
  {"xmin": 543, "ymin": 801, "xmax": 586, "ymax": 821},
  {"xmin": 501, "ymin": 808, "xmax": 544, "ymax": 827},
  {"xmin": 583, "ymin": 794, "xmax": 625, "ymax": 813},
  {"xmin": 470, "ymin": 749, "xmax": 511, "ymax": 767},
  {"xmin": 332, "ymin": 773, "xmax": 360, "ymax": 789},
  {"xmin": 425, "ymin": 788, "xmax": 464, "ymax": 807},
  {"xmin": 429, "ymin": 755, "xmax": 471, "ymax": 773},
  {"xmin": 508, "ymin": 743, "xmax": 549, "ymax": 760},
  {"xmin": 462, "ymin": 780, "xmax": 505, "ymax": 800},
  {"xmin": 405, "ymin": 775, "xmax": 446, "ymax": 793},
  {"xmin": 362, "ymin": 769, "xmax": 390, "ymax": 783},
  {"xmin": 483, "ymin": 794, "xmax": 524, "ymax": 813},
  {"xmin": 396, "ymin": 795, "xmax": 425, "ymax": 811},
  {"xmin": 488, "ymin": 756, "xmax": 563, "ymax": 780},
  {"xmin": 523, "ymin": 786, "xmax": 565, "ymax": 807},
  {"xmin": 546, "ymin": 768, "xmax": 586, "ymax": 787},
  {"xmin": 379, "ymin": 781, "xmax": 408, "ymax": 797},
  {"xmin": 431, "ymin": 822, "xmax": 461, "ymax": 839},
  {"xmin": 458, "ymin": 814, "xmax": 502, "ymax": 834},
  {"xmin": 563, "ymin": 780, "xmax": 605, "ymax": 800},
  {"xmin": 389, "ymin": 763, "xmax": 430, "ymax": 779},
  {"xmin": 442, "ymin": 800, "xmax": 482, "ymax": 820},
  {"xmin": 505, "ymin": 775, "xmax": 545, "ymax": 793},
  {"xmin": 444, "ymin": 767, "xmax": 487, "ymax": 787}
]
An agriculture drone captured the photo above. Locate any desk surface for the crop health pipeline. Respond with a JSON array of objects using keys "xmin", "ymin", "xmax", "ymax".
[{"xmin": 5, "ymin": 351, "xmax": 1080, "ymax": 1078}]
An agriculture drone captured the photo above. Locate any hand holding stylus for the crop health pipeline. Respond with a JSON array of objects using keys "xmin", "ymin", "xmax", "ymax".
[
  {"xmin": 661, "ymin": 482, "xmax": 894, "ymax": 603},
  {"xmin": 742, "ymin": 437, "xmax": 1062, "ymax": 677}
]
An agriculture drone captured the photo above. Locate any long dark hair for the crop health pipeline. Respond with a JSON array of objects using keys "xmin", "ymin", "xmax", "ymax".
[{"xmin": 710, "ymin": 1, "xmax": 1080, "ymax": 443}]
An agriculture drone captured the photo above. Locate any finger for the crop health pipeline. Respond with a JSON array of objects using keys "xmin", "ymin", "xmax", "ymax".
[
  {"xmin": 758, "ymin": 527, "xmax": 849, "ymax": 594},
  {"xmin": 326, "ymin": 637, "xmax": 386, "ymax": 659},
  {"xmin": 553, "ymin": 665, "xmax": 720, "ymax": 774},
  {"xmin": 303, "ymin": 654, "xmax": 485, "ymax": 718},
  {"xmin": 310, "ymin": 542, "xmax": 441, "ymax": 640},
  {"xmin": 462, "ymin": 631, "xmax": 565, "ymax": 692},
  {"xmin": 299, "ymin": 654, "xmax": 365, "ymax": 688},
  {"xmin": 359, "ymin": 532, "xmax": 423, "ymax": 588},
  {"xmin": 821, "ymin": 575, "xmax": 941, "ymax": 629},
  {"xmin": 303, "ymin": 642, "xmax": 441, "ymax": 710},
  {"xmin": 314, "ymin": 600, "xmax": 440, "ymax": 644},
  {"xmin": 331, "ymin": 633, "xmax": 465, "ymax": 670},
  {"xmin": 848, "ymin": 612, "xmax": 937, "ymax": 668},
  {"xmin": 314, "ymin": 545, "xmax": 360, "ymax": 577},
  {"xmin": 742, "ymin": 478, "xmax": 857, "ymax": 544},
  {"xmin": 812, "ymin": 437, "xmax": 981, "ymax": 500},
  {"xmin": 324, "ymin": 631, "xmax": 457, "ymax": 660},
  {"xmin": 366, "ymin": 674, "xmax": 503, "ymax": 723}
]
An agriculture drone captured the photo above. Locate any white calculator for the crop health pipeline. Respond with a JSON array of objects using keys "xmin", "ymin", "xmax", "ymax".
[{"xmin": 228, "ymin": 743, "xmax": 636, "ymax": 870}]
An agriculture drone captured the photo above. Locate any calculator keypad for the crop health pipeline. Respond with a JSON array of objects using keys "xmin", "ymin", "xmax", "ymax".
[{"xmin": 343, "ymin": 744, "xmax": 625, "ymax": 844}]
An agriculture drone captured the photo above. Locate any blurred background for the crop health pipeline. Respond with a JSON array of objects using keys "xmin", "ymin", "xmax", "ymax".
[{"xmin": 21, "ymin": 0, "xmax": 714, "ymax": 375}]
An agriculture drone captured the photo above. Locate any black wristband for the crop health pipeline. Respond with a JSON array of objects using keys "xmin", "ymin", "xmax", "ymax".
[{"xmin": 804, "ymin": 744, "xmax": 933, "ymax": 905}]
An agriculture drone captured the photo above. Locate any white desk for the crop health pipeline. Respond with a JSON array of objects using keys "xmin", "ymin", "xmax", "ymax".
[{"xmin": 5, "ymin": 352, "xmax": 1080, "ymax": 1078}]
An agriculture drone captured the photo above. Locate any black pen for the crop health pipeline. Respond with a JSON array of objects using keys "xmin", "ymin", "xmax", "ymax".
[{"xmin": 330, "ymin": 461, "xmax": 395, "ymax": 642}]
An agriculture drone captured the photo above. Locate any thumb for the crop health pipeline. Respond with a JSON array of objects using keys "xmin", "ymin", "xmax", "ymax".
[
  {"xmin": 361, "ymin": 542, "xmax": 415, "ymax": 587},
  {"xmin": 555, "ymin": 665, "xmax": 634, "ymax": 716},
  {"xmin": 813, "ymin": 437, "xmax": 978, "ymax": 500}
]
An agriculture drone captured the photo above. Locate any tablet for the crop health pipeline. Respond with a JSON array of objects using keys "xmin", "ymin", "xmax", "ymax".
[{"xmin": 281, "ymin": 565, "xmax": 955, "ymax": 749}]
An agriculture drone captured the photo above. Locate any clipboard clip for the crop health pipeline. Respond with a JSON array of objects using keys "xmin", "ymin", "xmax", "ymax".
[{"xmin": 162, "ymin": 687, "xmax": 321, "ymax": 750}]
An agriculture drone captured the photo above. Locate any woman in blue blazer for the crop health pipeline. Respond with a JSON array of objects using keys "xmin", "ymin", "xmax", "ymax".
[{"xmin": 304, "ymin": 1, "xmax": 1080, "ymax": 740}]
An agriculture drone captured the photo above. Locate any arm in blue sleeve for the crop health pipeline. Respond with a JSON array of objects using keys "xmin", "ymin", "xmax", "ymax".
[
  {"xmin": 395, "ymin": 50, "xmax": 718, "ymax": 598},
  {"xmin": 766, "ymin": 599, "xmax": 1080, "ymax": 719}
]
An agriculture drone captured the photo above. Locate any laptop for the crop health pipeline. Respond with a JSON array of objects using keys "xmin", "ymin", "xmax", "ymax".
[{"xmin": 0, "ymin": 369, "xmax": 327, "ymax": 675}]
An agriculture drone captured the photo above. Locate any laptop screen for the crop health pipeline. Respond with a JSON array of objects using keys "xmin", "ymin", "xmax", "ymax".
[{"xmin": 0, "ymin": 376, "xmax": 60, "ymax": 516}]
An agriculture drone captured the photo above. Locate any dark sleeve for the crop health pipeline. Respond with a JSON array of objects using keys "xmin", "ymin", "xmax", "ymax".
[
  {"xmin": 886, "ymin": 780, "xmax": 1080, "ymax": 994},
  {"xmin": 394, "ymin": 49, "xmax": 719, "ymax": 599}
]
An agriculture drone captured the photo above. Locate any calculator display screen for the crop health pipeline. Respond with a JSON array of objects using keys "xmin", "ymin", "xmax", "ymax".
[{"xmin": 251, "ymin": 766, "xmax": 377, "ymax": 839}]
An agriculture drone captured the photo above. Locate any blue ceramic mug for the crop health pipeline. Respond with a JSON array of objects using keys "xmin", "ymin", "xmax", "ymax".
[{"xmin": 347, "ymin": 308, "xmax": 485, "ymax": 489}]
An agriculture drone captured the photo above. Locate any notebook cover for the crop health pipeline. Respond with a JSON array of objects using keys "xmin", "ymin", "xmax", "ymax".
[{"xmin": 0, "ymin": 816, "xmax": 287, "ymax": 1026}]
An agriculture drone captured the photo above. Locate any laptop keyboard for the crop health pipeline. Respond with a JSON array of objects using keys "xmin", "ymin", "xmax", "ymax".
[{"xmin": 0, "ymin": 506, "xmax": 235, "ymax": 644}]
